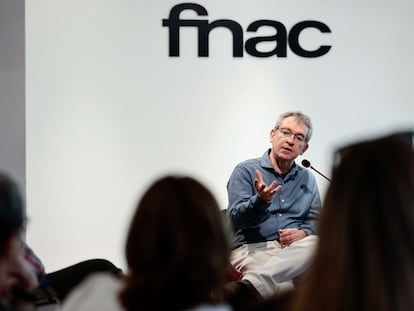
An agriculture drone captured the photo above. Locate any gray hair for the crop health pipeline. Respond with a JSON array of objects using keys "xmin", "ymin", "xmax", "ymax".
[{"xmin": 275, "ymin": 111, "xmax": 313, "ymax": 143}]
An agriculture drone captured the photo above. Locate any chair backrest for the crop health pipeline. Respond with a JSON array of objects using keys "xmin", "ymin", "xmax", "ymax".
[{"xmin": 220, "ymin": 209, "xmax": 234, "ymax": 238}]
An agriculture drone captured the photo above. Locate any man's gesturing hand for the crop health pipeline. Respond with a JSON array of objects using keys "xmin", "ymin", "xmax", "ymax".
[{"xmin": 254, "ymin": 170, "xmax": 281, "ymax": 203}]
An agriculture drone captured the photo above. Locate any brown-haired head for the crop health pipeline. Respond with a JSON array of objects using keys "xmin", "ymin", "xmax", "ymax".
[
  {"xmin": 119, "ymin": 175, "xmax": 231, "ymax": 311},
  {"xmin": 293, "ymin": 134, "xmax": 414, "ymax": 311}
]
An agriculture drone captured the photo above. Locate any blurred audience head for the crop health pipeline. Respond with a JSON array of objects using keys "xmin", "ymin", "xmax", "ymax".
[
  {"xmin": 292, "ymin": 132, "xmax": 414, "ymax": 311},
  {"xmin": 119, "ymin": 175, "xmax": 231, "ymax": 311},
  {"xmin": 0, "ymin": 172, "xmax": 37, "ymax": 302}
]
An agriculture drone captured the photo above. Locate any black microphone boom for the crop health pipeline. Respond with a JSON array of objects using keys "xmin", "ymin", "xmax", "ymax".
[{"xmin": 301, "ymin": 159, "xmax": 331, "ymax": 182}]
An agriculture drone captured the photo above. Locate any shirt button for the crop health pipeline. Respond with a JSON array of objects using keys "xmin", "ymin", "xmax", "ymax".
[
  {"xmin": 278, "ymin": 213, "xmax": 282, "ymax": 216},
  {"xmin": 281, "ymin": 199, "xmax": 285, "ymax": 203}
]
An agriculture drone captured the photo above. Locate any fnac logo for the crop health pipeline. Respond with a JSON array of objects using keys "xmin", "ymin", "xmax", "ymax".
[{"xmin": 162, "ymin": 3, "xmax": 331, "ymax": 58}]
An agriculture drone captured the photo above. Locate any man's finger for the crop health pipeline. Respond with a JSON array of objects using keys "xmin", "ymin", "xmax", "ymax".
[
  {"xmin": 255, "ymin": 170, "xmax": 264, "ymax": 184},
  {"xmin": 258, "ymin": 184, "xmax": 266, "ymax": 192},
  {"xmin": 274, "ymin": 185, "xmax": 282, "ymax": 192},
  {"xmin": 268, "ymin": 183, "xmax": 281, "ymax": 195}
]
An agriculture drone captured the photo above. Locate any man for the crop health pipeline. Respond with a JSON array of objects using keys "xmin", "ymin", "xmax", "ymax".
[
  {"xmin": 227, "ymin": 111, "xmax": 321, "ymax": 297},
  {"xmin": 0, "ymin": 173, "xmax": 38, "ymax": 309}
]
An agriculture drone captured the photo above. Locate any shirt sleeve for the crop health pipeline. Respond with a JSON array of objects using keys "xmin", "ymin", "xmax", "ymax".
[{"xmin": 227, "ymin": 165, "xmax": 271, "ymax": 229}]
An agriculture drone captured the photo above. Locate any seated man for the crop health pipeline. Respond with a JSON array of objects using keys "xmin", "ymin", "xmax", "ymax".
[{"xmin": 227, "ymin": 111, "xmax": 321, "ymax": 297}]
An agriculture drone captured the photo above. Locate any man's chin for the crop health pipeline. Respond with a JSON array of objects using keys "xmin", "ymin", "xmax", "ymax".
[{"xmin": 277, "ymin": 153, "xmax": 296, "ymax": 161}]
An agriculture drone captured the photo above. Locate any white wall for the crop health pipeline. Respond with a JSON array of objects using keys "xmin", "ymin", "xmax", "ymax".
[{"xmin": 26, "ymin": 0, "xmax": 414, "ymax": 272}]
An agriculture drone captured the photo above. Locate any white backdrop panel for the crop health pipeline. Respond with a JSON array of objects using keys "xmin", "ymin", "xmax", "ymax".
[{"xmin": 26, "ymin": 0, "xmax": 414, "ymax": 271}]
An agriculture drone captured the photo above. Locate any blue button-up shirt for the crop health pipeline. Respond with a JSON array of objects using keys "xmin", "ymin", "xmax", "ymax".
[{"xmin": 227, "ymin": 149, "xmax": 321, "ymax": 248}]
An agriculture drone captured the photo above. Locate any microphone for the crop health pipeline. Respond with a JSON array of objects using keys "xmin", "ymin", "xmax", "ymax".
[{"xmin": 301, "ymin": 159, "xmax": 331, "ymax": 182}]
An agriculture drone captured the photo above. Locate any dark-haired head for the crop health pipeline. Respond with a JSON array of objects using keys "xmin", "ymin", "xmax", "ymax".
[
  {"xmin": 0, "ymin": 172, "xmax": 38, "ymax": 302},
  {"xmin": 119, "ymin": 175, "xmax": 231, "ymax": 311},
  {"xmin": 293, "ymin": 134, "xmax": 414, "ymax": 311},
  {"xmin": 0, "ymin": 173, "xmax": 25, "ymax": 253}
]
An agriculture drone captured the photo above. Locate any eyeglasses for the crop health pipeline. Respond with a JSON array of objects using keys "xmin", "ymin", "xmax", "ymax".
[{"xmin": 276, "ymin": 127, "xmax": 306, "ymax": 143}]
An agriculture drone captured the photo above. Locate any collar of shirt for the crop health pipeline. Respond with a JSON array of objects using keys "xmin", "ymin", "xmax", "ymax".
[{"xmin": 260, "ymin": 149, "xmax": 299, "ymax": 180}]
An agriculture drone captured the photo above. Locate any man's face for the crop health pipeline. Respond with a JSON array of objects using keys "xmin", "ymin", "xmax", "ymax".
[{"xmin": 270, "ymin": 116, "xmax": 309, "ymax": 162}]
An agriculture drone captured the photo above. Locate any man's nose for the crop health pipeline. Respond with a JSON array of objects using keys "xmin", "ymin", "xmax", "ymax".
[{"xmin": 286, "ymin": 135, "xmax": 295, "ymax": 144}]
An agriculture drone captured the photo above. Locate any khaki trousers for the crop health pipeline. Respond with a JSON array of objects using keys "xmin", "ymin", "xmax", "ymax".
[{"xmin": 230, "ymin": 235, "xmax": 318, "ymax": 297}]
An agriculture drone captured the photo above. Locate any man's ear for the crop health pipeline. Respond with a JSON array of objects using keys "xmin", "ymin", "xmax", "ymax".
[
  {"xmin": 269, "ymin": 129, "xmax": 276, "ymax": 143},
  {"xmin": 300, "ymin": 144, "xmax": 309, "ymax": 155}
]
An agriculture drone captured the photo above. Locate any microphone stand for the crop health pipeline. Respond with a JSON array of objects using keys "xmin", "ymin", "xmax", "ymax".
[{"xmin": 301, "ymin": 159, "xmax": 331, "ymax": 182}]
